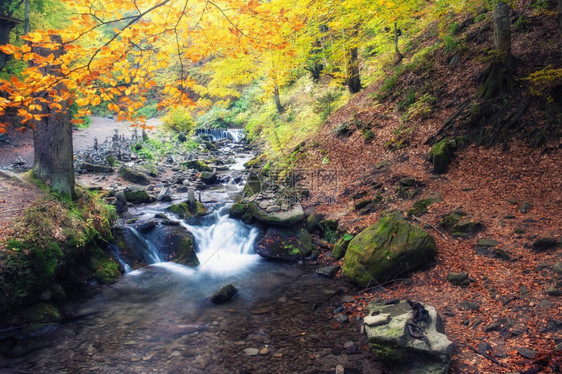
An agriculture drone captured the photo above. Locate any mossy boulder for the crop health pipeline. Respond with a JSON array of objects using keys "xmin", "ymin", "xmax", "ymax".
[
  {"xmin": 332, "ymin": 234, "xmax": 354, "ymax": 260},
  {"xmin": 243, "ymin": 172, "xmax": 262, "ymax": 197},
  {"xmin": 342, "ymin": 212, "xmax": 437, "ymax": 286},
  {"xmin": 182, "ymin": 160, "xmax": 211, "ymax": 171},
  {"xmin": 247, "ymin": 201, "xmax": 306, "ymax": 227},
  {"xmin": 22, "ymin": 302, "xmax": 62, "ymax": 323},
  {"xmin": 254, "ymin": 227, "xmax": 313, "ymax": 261},
  {"xmin": 428, "ymin": 138, "xmax": 456, "ymax": 174},
  {"xmin": 123, "ymin": 187, "xmax": 153, "ymax": 204},
  {"xmin": 199, "ymin": 171, "xmax": 217, "ymax": 184},
  {"xmin": 229, "ymin": 202, "xmax": 248, "ymax": 219},
  {"xmin": 89, "ymin": 248, "xmax": 121, "ymax": 284},
  {"xmin": 441, "ymin": 210, "xmax": 481, "ymax": 237},
  {"xmin": 81, "ymin": 162, "xmax": 114, "ymax": 174},
  {"xmin": 118, "ymin": 166, "xmax": 150, "ymax": 185},
  {"xmin": 144, "ymin": 224, "xmax": 199, "ymax": 266},
  {"xmin": 166, "ymin": 201, "xmax": 207, "ymax": 219}
]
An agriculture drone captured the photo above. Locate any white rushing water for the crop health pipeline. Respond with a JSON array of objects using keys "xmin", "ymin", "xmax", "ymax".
[{"xmin": 180, "ymin": 205, "xmax": 261, "ymax": 276}]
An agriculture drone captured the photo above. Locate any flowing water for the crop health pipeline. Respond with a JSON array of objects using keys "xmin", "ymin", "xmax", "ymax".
[{"xmin": 0, "ymin": 141, "xmax": 381, "ymax": 374}]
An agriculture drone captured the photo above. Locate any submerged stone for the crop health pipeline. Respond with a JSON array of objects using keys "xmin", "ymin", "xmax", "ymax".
[{"xmin": 211, "ymin": 284, "xmax": 238, "ymax": 304}]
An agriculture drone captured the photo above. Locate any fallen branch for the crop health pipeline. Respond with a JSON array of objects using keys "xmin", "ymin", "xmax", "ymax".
[
  {"xmin": 468, "ymin": 345, "xmax": 508, "ymax": 368},
  {"xmin": 410, "ymin": 215, "xmax": 449, "ymax": 241}
]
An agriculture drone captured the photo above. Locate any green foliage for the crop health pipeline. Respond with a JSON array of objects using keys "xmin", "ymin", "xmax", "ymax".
[
  {"xmin": 397, "ymin": 89, "xmax": 416, "ymax": 112},
  {"xmin": 442, "ymin": 35, "xmax": 461, "ymax": 53},
  {"xmin": 314, "ymin": 89, "xmax": 343, "ymax": 120},
  {"xmin": 136, "ymin": 102, "xmax": 160, "ymax": 119},
  {"xmin": 131, "ymin": 143, "xmax": 155, "ymax": 160},
  {"xmin": 374, "ymin": 74, "xmax": 400, "ymax": 100},
  {"xmin": 162, "ymin": 107, "xmax": 195, "ymax": 133},
  {"xmin": 362, "ymin": 129, "xmax": 375, "ymax": 143},
  {"xmin": 405, "ymin": 93, "xmax": 436, "ymax": 121},
  {"xmin": 332, "ymin": 122, "xmax": 354, "ymax": 137}
]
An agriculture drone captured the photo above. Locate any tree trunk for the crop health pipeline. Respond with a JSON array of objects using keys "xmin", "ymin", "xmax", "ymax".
[
  {"xmin": 273, "ymin": 84, "xmax": 284, "ymax": 114},
  {"xmin": 394, "ymin": 22, "xmax": 403, "ymax": 62},
  {"xmin": 24, "ymin": 0, "xmax": 30, "ymax": 34},
  {"xmin": 32, "ymin": 36, "xmax": 75, "ymax": 198},
  {"xmin": 559, "ymin": 0, "xmax": 562, "ymax": 58},
  {"xmin": 480, "ymin": 0, "xmax": 514, "ymax": 100},
  {"xmin": 345, "ymin": 47, "xmax": 361, "ymax": 94}
]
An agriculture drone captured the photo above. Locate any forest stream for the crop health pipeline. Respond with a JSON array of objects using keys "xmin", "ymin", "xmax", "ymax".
[{"xmin": 0, "ymin": 135, "xmax": 382, "ymax": 374}]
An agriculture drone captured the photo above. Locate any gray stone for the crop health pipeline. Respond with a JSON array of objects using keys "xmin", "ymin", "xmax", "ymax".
[
  {"xmin": 157, "ymin": 187, "xmax": 172, "ymax": 202},
  {"xmin": 364, "ymin": 300, "xmax": 453, "ymax": 374},
  {"xmin": 478, "ymin": 239, "xmax": 499, "ymax": 247},
  {"xmin": 532, "ymin": 237, "xmax": 558, "ymax": 251},
  {"xmin": 119, "ymin": 166, "xmax": 150, "ymax": 185},
  {"xmin": 457, "ymin": 301, "xmax": 480, "ymax": 311},
  {"xmin": 315, "ymin": 266, "xmax": 340, "ymax": 278},
  {"xmin": 335, "ymin": 365, "xmax": 344, "ymax": 374},
  {"xmin": 114, "ymin": 191, "xmax": 128, "ymax": 214},
  {"xmin": 552, "ymin": 262, "xmax": 562, "ymax": 275},
  {"xmin": 335, "ymin": 314, "xmax": 349, "ymax": 323},
  {"xmin": 266, "ymin": 205, "xmax": 281, "ymax": 213},
  {"xmin": 538, "ymin": 299, "xmax": 552, "ymax": 308},
  {"xmin": 259, "ymin": 201, "xmax": 269, "ymax": 209},
  {"xmin": 519, "ymin": 202, "xmax": 532, "ymax": 214},
  {"xmin": 243, "ymin": 348, "xmax": 260, "ymax": 356},
  {"xmin": 364, "ymin": 314, "xmax": 391, "ymax": 327},
  {"xmin": 547, "ymin": 288, "xmax": 562, "ymax": 297},
  {"xmin": 199, "ymin": 171, "xmax": 217, "ymax": 184},
  {"xmin": 344, "ymin": 341, "xmax": 358, "ymax": 354},
  {"xmin": 81, "ymin": 162, "xmax": 114, "ymax": 173},
  {"xmin": 123, "ymin": 187, "xmax": 153, "ymax": 204},
  {"xmin": 247, "ymin": 201, "xmax": 306, "ymax": 227},
  {"xmin": 516, "ymin": 348, "xmax": 537, "ymax": 359},
  {"xmin": 447, "ymin": 271, "xmax": 469, "ymax": 286}
]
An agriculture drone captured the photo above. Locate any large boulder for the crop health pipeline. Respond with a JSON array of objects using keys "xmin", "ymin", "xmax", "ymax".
[
  {"xmin": 199, "ymin": 171, "xmax": 217, "ymax": 184},
  {"xmin": 364, "ymin": 300, "xmax": 453, "ymax": 374},
  {"xmin": 166, "ymin": 201, "xmax": 207, "ymax": 219},
  {"xmin": 113, "ymin": 226, "xmax": 155, "ymax": 268},
  {"xmin": 254, "ymin": 227, "xmax": 313, "ymax": 261},
  {"xmin": 119, "ymin": 166, "xmax": 150, "ymax": 185},
  {"xmin": 247, "ymin": 201, "xmax": 306, "ymax": 227},
  {"xmin": 342, "ymin": 212, "xmax": 437, "ymax": 286},
  {"xmin": 144, "ymin": 224, "xmax": 199, "ymax": 266},
  {"xmin": 182, "ymin": 160, "xmax": 211, "ymax": 171}
]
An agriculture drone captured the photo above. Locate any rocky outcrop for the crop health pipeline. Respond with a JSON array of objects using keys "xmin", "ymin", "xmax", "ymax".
[
  {"xmin": 247, "ymin": 201, "xmax": 306, "ymax": 227},
  {"xmin": 254, "ymin": 227, "xmax": 313, "ymax": 261},
  {"xmin": 144, "ymin": 224, "xmax": 199, "ymax": 266},
  {"xmin": 364, "ymin": 300, "xmax": 453, "ymax": 374},
  {"xmin": 342, "ymin": 212, "xmax": 437, "ymax": 286}
]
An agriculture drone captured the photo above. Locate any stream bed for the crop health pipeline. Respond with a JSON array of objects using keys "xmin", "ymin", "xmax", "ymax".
[{"xmin": 0, "ymin": 136, "xmax": 382, "ymax": 374}]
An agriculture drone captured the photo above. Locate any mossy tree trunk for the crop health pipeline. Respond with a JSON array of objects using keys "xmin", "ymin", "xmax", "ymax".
[
  {"xmin": 273, "ymin": 83, "xmax": 285, "ymax": 114},
  {"xmin": 345, "ymin": 46, "xmax": 361, "ymax": 94},
  {"xmin": 480, "ymin": 0, "xmax": 514, "ymax": 100},
  {"xmin": 32, "ymin": 35, "xmax": 75, "ymax": 198}
]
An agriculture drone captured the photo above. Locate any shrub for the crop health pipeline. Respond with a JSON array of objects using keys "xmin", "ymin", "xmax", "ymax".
[{"xmin": 162, "ymin": 107, "xmax": 195, "ymax": 132}]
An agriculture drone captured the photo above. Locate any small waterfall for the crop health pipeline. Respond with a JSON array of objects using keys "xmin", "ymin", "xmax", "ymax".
[
  {"xmin": 108, "ymin": 244, "xmax": 132, "ymax": 273},
  {"xmin": 181, "ymin": 205, "xmax": 261, "ymax": 274},
  {"xmin": 195, "ymin": 128, "xmax": 245, "ymax": 142},
  {"xmin": 129, "ymin": 227, "xmax": 163, "ymax": 264}
]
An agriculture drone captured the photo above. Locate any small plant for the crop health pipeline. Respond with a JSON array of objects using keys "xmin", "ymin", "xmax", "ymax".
[
  {"xmin": 314, "ymin": 89, "xmax": 343, "ymax": 120},
  {"xmin": 332, "ymin": 122, "xmax": 354, "ymax": 137},
  {"xmin": 362, "ymin": 129, "xmax": 374, "ymax": 143},
  {"xmin": 321, "ymin": 156, "xmax": 330, "ymax": 165},
  {"xmin": 405, "ymin": 93, "xmax": 436, "ymax": 121},
  {"xmin": 373, "ymin": 74, "xmax": 400, "ymax": 100},
  {"xmin": 397, "ymin": 89, "xmax": 416, "ymax": 112}
]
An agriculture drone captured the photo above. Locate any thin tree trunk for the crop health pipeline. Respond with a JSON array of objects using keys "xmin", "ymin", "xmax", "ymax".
[
  {"xmin": 24, "ymin": 0, "xmax": 30, "ymax": 34},
  {"xmin": 394, "ymin": 22, "xmax": 403, "ymax": 62},
  {"xmin": 273, "ymin": 84, "xmax": 284, "ymax": 114},
  {"xmin": 559, "ymin": 0, "xmax": 562, "ymax": 58},
  {"xmin": 32, "ymin": 35, "xmax": 75, "ymax": 198},
  {"xmin": 494, "ymin": 0, "xmax": 511, "ymax": 53}
]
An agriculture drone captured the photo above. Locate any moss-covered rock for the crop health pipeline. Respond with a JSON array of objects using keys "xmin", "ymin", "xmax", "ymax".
[
  {"xmin": 332, "ymin": 234, "xmax": 354, "ymax": 260},
  {"xmin": 22, "ymin": 302, "xmax": 61, "ymax": 323},
  {"xmin": 440, "ymin": 210, "xmax": 481, "ymax": 236},
  {"xmin": 254, "ymin": 227, "xmax": 313, "ymax": 261},
  {"xmin": 407, "ymin": 198, "xmax": 439, "ymax": 217},
  {"xmin": 118, "ymin": 166, "xmax": 150, "ymax": 185},
  {"xmin": 144, "ymin": 224, "xmax": 199, "ymax": 266},
  {"xmin": 428, "ymin": 138, "xmax": 456, "ymax": 174},
  {"xmin": 199, "ymin": 171, "xmax": 217, "ymax": 184},
  {"xmin": 243, "ymin": 172, "xmax": 262, "ymax": 197},
  {"xmin": 342, "ymin": 212, "xmax": 437, "ymax": 286},
  {"xmin": 229, "ymin": 202, "xmax": 248, "ymax": 219},
  {"xmin": 123, "ymin": 187, "xmax": 153, "ymax": 204},
  {"xmin": 89, "ymin": 248, "xmax": 121, "ymax": 284},
  {"xmin": 166, "ymin": 201, "xmax": 207, "ymax": 219},
  {"xmin": 182, "ymin": 160, "xmax": 211, "ymax": 171},
  {"xmin": 210, "ymin": 284, "xmax": 238, "ymax": 304}
]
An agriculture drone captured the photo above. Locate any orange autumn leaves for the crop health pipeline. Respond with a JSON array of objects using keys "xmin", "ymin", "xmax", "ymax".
[{"xmin": 0, "ymin": 0, "xmax": 290, "ymax": 132}]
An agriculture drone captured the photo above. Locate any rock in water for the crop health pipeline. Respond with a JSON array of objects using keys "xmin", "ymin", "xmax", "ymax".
[
  {"xmin": 364, "ymin": 300, "xmax": 453, "ymax": 374},
  {"xmin": 342, "ymin": 212, "xmax": 437, "ymax": 286},
  {"xmin": 114, "ymin": 191, "xmax": 128, "ymax": 214},
  {"xmin": 211, "ymin": 284, "xmax": 238, "ymax": 304},
  {"xmin": 254, "ymin": 227, "xmax": 313, "ymax": 261}
]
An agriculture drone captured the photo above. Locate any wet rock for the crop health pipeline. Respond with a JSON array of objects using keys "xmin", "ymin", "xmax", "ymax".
[
  {"xmin": 166, "ymin": 201, "xmax": 207, "ymax": 219},
  {"xmin": 199, "ymin": 171, "xmax": 217, "ymax": 184},
  {"xmin": 364, "ymin": 300, "xmax": 453, "ymax": 373},
  {"xmin": 532, "ymin": 237, "xmax": 558, "ymax": 251},
  {"xmin": 342, "ymin": 212, "xmax": 437, "ymax": 286},
  {"xmin": 182, "ymin": 160, "xmax": 211, "ymax": 171},
  {"xmin": 254, "ymin": 227, "xmax": 313, "ymax": 261},
  {"xmin": 229, "ymin": 202, "xmax": 248, "ymax": 219},
  {"xmin": 157, "ymin": 187, "xmax": 172, "ymax": 202},
  {"xmin": 22, "ymin": 303, "xmax": 62, "ymax": 323},
  {"xmin": 315, "ymin": 266, "xmax": 340, "ymax": 278},
  {"xmin": 81, "ymin": 162, "xmax": 114, "ymax": 174},
  {"xmin": 119, "ymin": 166, "xmax": 150, "ymax": 185},
  {"xmin": 211, "ymin": 284, "xmax": 238, "ymax": 304},
  {"xmin": 243, "ymin": 172, "xmax": 262, "ymax": 196},
  {"xmin": 114, "ymin": 191, "xmax": 128, "ymax": 214},
  {"xmin": 144, "ymin": 224, "xmax": 199, "ymax": 266}
]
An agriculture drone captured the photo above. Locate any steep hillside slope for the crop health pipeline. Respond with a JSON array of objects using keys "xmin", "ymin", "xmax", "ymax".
[{"xmin": 295, "ymin": 3, "xmax": 562, "ymax": 373}]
